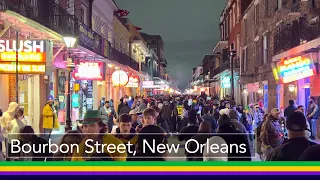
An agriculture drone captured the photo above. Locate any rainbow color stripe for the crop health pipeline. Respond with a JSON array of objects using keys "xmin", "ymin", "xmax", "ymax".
[{"xmin": 0, "ymin": 162, "xmax": 320, "ymax": 175}]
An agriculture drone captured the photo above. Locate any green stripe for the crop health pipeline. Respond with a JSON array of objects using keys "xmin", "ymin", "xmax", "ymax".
[{"xmin": 1, "ymin": 162, "xmax": 320, "ymax": 166}]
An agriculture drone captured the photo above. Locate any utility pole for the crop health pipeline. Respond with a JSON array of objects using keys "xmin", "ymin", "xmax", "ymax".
[
  {"xmin": 230, "ymin": 43, "xmax": 236, "ymax": 106},
  {"xmin": 15, "ymin": 31, "xmax": 19, "ymax": 103}
]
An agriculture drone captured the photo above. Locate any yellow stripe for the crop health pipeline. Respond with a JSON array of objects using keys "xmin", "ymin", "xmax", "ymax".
[{"xmin": 1, "ymin": 166, "xmax": 320, "ymax": 172}]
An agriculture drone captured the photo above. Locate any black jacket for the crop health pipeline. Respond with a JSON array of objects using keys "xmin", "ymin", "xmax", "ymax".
[
  {"xmin": 268, "ymin": 137, "xmax": 316, "ymax": 161},
  {"xmin": 284, "ymin": 105, "xmax": 297, "ymax": 118}
]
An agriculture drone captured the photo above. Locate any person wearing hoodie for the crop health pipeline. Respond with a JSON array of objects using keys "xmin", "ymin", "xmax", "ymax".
[
  {"xmin": 260, "ymin": 108, "xmax": 285, "ymax": 161},
  {"xmin": 119, "ymin": 102, "xmax": 131, "ymax": 115},
  {"xmin": 0, "ymin": 102, "xmax": 19, "ymax": 139},
  {"xmin": 226, "ymin": 109, "xmax": 248, "ymax": 134},
  {"xmin": 42, "ymin": 97, "xmax": 59, "ymax": 141}
]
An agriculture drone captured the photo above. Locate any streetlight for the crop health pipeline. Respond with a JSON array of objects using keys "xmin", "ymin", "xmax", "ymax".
[{"xmin": 63, "ymin": 36, "xmax": 76, "ymax": 132}]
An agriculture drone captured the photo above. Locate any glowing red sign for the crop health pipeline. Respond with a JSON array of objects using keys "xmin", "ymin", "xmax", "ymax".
[
  {"xmin": 126, "ymin": 75, "xmax": 139, "ymax": 87},
  {"xmin": 273, "ymin": 55, "xmax": 315, "ymax": 84},
  {"xmin": 73, "ymin": 61, "xmax": 105, "ymax": 80}
]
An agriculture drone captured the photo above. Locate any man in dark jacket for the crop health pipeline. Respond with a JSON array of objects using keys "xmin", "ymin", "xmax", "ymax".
[
  {"xmin": 119, "ymin": 102, "xmax": 131, "ymax": 115},
  {"xmin": 201, "ymin": 107, "xmax": 217, "ymax": 133},
  {"xmin": 267, "ymin": 112, "xmax": 316, "ymax": 161},
  {"xmin": 284, "ymin": 100, "xmax": 297, "ymax": 119},
  {"xmin": 117, "ymin": 98, "xmax": 124, "ymax": 116}
]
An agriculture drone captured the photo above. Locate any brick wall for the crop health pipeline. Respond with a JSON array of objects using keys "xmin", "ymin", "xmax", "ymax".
[{"xmin": 240, "ymin": 0, "xmax": 320, "ymax": 111}]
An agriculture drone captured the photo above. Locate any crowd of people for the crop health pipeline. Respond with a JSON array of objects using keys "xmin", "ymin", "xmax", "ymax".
[{"xmin": 0, "ymin": 93, "xmax": 319, "ymax": 161}]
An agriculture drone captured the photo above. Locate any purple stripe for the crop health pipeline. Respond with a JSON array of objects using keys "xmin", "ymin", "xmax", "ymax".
[{"xmin": 1, "ymin": 172, "xmax": 320, "ymax": 175}]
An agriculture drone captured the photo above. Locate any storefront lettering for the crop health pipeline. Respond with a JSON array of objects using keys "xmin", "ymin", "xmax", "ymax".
[
  {"xmin": 1, "ymin": 52, "xmax": 45, "ymax": 62},
  {"xmin": 274, "ymin": 55, "xmax": 315, "ymax": 84},
  {"xmin": 0, "ymin": 63, "xmax": 46, "ymax": 74},
  {"xmin": 0, "ymin": 40, "xmax": 44, "ymax": 53}
]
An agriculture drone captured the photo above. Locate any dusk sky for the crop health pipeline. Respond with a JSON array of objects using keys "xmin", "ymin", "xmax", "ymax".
[{"xmin": 115, "ymin": 0, "xmax": 227, "ymax": 89}]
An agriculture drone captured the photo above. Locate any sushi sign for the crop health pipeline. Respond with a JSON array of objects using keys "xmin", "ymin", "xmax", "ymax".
[{"xmin": 273, "ymin": 55, "xmax": 315, "ymax": 84}]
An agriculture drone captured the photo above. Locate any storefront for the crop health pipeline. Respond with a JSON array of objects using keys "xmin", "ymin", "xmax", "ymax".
[
  {"xmin": 0, "ymin": 39, "xmax": 53, "ymax": 133},
  {"xmin": 242, "ymin": 82, "xmax": 268, "ymax": 110},
  {"xmin": 272, "ymin": 54, "xmax": 316, "ymax": 110}
]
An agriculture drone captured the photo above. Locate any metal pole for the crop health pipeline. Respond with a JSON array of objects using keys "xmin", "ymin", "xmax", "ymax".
[
  {"xmin": 230, "ymin": 51, "xmax": 235, "ymax": 106},
  {"xmin": 15, "ymin": 31, "xmax": 19, "ymax": 103},
  {"xmin": 108, "ymin": 68, "xmax": 111, "ymax": 100},
  {"xmin": 66, "ymin": 49, "xmax": 71, "ymax": 131}
]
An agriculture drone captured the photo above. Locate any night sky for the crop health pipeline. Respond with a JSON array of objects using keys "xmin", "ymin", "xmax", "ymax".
[{"xmin": 115, "ymin": 0, "xmax": 227, "ymax": 90}]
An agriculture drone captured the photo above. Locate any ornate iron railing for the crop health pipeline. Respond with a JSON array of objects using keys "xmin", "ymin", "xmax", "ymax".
[
  {"xmin": 274, "ymin": 16, "xmax": 320, "ymax": 55},
  {"xmin": 0, "ymin": 0, "xmax": 78, "ymax": 36},
  {"xmin": 110, "ymin": 47, "xmax": 139, "ymax": 71}
]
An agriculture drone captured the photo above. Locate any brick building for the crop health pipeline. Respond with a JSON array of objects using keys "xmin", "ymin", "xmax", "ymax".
[
  {"xmin": 240, "ymin": 0, "xmax": 320, "ymax": 112},
  {"xmin": 211, "ymin": 0, "xmax": 252, "ymax": 104}
]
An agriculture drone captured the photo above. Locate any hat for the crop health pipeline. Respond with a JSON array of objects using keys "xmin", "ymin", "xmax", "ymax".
[
  {"xmin": 271, "ymin": 108, "xmax": 280, "ymax": 114},
  {"xmin": 83, "ymin": 110, "xmax": 102, "ymax": 125},
  {"xmin": 286, "ymin": 112, "xmax": 310, "ymax": 131},
  {"xmin": 129, "ymin": 109, "xmax": 137, "ymax": 115},
  {"xmin": 47, "ymin": 95, "xmax": 54, "ymax": 102}
]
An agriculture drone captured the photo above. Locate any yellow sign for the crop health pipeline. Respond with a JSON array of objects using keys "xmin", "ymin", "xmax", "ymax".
[
  {"xmin": 0, "ymin": 52, "xmax": 45, "ymax": 62},
  {"xmin": 177, "ymin": 105, "xmax": 183, "ymax": 116},
  {"xmin": 0, "ymin": 63, "xmax": 46, "ymax": 74}
]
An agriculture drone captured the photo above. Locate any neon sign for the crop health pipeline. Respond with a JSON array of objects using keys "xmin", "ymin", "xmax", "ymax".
[
  {"xmin": 73, "ymin": 61, "xmax": 105, "ymax": 80},
  {"xmin": 0, "ymin": 40, "xmax": 45, "ymax": 53},
  {"xmin": 221, "ymin": 76, "xmax": 231, "ymax": 88},
  {"xmin": 126, "ymin": 75, "xmax": 139, "ymax": 87},
  {"xmin": 273, "ymin": 55, "xmax": 315, "ymax": 84},
  {"xmin": 0, "ymin": 62, "xmax": 46, "ymax": 74}
]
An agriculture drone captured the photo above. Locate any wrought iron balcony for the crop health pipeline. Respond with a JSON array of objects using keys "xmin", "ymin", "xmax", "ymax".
[
  {"xmin": 274, "ymin": 16, "xmax": 320, "ymax": 55},
  {"xmin": 0, "ymin": 0, "xmax": 78, "ymax": 37},
  {"xmin": 110, "ymin": 47, "xmax": 139, "ymax": 71},
  {"xmin": 210, "ymin": 60, "xmax": 230, "ymax": 78}
]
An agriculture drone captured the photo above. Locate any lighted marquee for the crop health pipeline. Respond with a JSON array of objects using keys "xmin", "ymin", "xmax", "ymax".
[
  {"xmin": 126, "ymin": 75, "xmax": 139, "ymax": 88},
  {"xmin": 0, "ymin": 40, "xmax": 47, "ymax": 74},
  {"xmin": 73, "ymin": 61, "xmax": 105, "ymax": 80},
  {"xmin": 221, "ymin": 76, "xmax": 231, "ymax": 88},
  {"xmin": 273, "ymin": 55, "xmax": 315, "ymax": 84}
]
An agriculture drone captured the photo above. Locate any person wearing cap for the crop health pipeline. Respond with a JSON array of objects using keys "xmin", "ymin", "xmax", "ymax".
[
  {"xmin": 71, "ymin": 110, "xmax": 127, "ymax": 161},
  {"xmin": 260, "ymin": 108, "xmax": 285, "ymax": 161},
  {"xmin": 42, "ymin": 96, "xmax": 58, "ymax": 141},
  {"xmin": 115, "ymin": 114, "xmax": 138, "ymax": 157},
  {"xmin": 129, "ymin": 110, "xmax": 139, "ymax": 129},
  {"xmin": 267, "ymin": 112, "xmax": 316, "ymax": 161}
]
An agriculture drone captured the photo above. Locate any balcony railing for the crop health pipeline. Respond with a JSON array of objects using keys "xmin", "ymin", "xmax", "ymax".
[
  {"xmin": 274, "ymin": 16, "xmax": 320, "ymax": 55},
  {"xmin": 111, "ymin": 47, "xmax": 139, "ymax": 71},
  {"xmin": 0, "ymin": 0, "xmax": 78, "ymax": 37},
  {"xmin": 210, "ymin": 60, "xmax": 230, "ymax": 78}
]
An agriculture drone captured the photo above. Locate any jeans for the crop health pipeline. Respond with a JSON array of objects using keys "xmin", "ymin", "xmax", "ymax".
[
  {"xmin": 43, "ymin": 128, "xmax": 52, "ymax": 141},
  {"xmin": 310, "ymin": 119, "xmax": 317, "ymax": 139}
]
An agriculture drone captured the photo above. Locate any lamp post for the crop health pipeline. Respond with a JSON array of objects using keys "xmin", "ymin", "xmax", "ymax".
[{"xmin": 63, "ymin": 37, "xmax": 77, "ymax": 132}]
